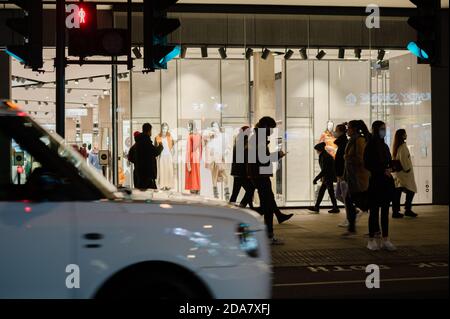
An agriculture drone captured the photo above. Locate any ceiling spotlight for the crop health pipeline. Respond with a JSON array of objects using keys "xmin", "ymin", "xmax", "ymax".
[
  {"xmin": 74, "ymin": 80, "xmax": 79, "ymax": 85},
  {"xmin": 132, "ymin": 46, "xmax": 142, "ymax": 59},
  {"xmin": 21, "ymin": 77, "xmax": 26, "ymax": 83},
  {"xmin": 38, "ymin": 101, "xmax": 41, "ymax": 105},
  {"xmin": 284, "ymin": 49, "xmax": 294, "ymax": 60},
  {"xmin": 14, "ymin": 99, "xmax": 18, "ymax": 103},
  {"xmin": 316, "ymin": 49, "xmax": 326, "ymax": 60},
  {"xmin": 89, "ymin": 77, "xmax": 94, "ymax": 83},
  {"xmin": 180, "ymin": 46, "xmax": 187, "ymax": 59},
  {"xmin": 218, "ymin": 47, "xmax": 227, "ymax": 59},
  {"xmin": 103, "ymin": 90, "xmax": 109, "ymax": 95},
  {"xmin": 377, "ymin": 49, "xmax": 385, "ymax": 62},
  {"xmin": 118, "ymin": 74, "xmax": 123, "ymax": 79},
  {"xmin": 299, "ymin": 48, "xmax": 308, "ymax": 60},
  {"xmin": 25, "ymin": 86, "xmax": 30, "ymax": 90},
  {"xmin": 245, "ymin": 48, "xmax": 253, "ymax": 59},
  {"xmin": 354, "ymin": 48, "xmax": 362, "ymax": 59},
  {"xmin": 65, "ymin": 80, "xmax": 69, "ymax": 85},
  {"xmin": 45, "ymin": 112, "xmax": 49, "ymax": 115},
  {"xmin": 105, "ymin": 75, "xmax": 110, "ymax": 80},
  {"xmin": 201, "ymin": 46, "xmax": 208, "ymax": 58},
  {"xmin": 11, "ymin": 76, "xmax": 16, "ymax": 81},
  {"xmin": 67, "ymin": 88, "xmax": 72, "ymax": 94},
  {"xmin": 261, "ymin": 48, "xmax": 271, "ymax": 60},
  {"xmin": 44, "ymin": 101, "xmax": 48, "ymax": 105},
  {"xmin": 338, "ymin": 47, "xmax": 345, "ymax": 59}
]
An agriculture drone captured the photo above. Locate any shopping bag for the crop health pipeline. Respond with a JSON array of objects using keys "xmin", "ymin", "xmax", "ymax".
[{"xmin": 335, "ymin": 180, "xmax": 348, "ymax": 204}]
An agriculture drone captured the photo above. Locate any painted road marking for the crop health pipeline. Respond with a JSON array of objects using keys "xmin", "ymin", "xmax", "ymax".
[{"xmin": 273, "ymin": 276, "xmax": 449, "ymax": 287}]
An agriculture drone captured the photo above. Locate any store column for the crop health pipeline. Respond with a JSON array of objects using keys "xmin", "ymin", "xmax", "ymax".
[
  {"xmin": 253, "ymin": 52, "xmax": 276, "ymax": 122},
  {"xmin": 98, "ymin": 95, "xmax": 111, "ymax": 151},
  {"xmin": 80, "ymin": 108, "xmax": 94, "ymax": 146},
  {"xmin": 64, "ymin": 118, "xmax": 77, "ymax": 144},
  {"xmin": 0, "ymin": 51, "xmax": 11, "ymax": 185}
]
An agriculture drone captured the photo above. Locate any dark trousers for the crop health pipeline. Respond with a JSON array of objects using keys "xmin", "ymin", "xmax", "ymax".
[
  {"xmin": 392, "ymin": 187, "xmax": 415, "ymax": 213},
  {"xmin": 252, "ymin": 177, "xmax": 279, "ymax": 238},
  {"xmin": 369, "ymin": 203, "xmax": 390, "ymax": 238},
  {"xmin": 229, "ymin": 176, "xmax": 255, "ymax": 208},
  {"xmin": 345, "ymin": 194, "xmax": 358, "ymax": 232},
  {"xmin": 315, "ymin": 181, "xmax": 338, "ymax": 209},
  {"xmin": 140, "ymin": 179, "xmax": 157, "ymax": 190}
]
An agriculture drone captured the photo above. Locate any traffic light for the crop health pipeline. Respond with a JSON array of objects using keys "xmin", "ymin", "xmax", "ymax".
[
  {"xmin": 5, "ymin": 0, "xmax": 43, "ymax": 71},
  {"xmin": 68, "ymin": 3, "xmax": 129, "ymax": 58},
  {"xmin": 143, "ymin": 0, "xmax": 181, "ymax": 71},
  {"xmin": 407, "ymin": 0, "xmax": 441, "ymax": 65}
]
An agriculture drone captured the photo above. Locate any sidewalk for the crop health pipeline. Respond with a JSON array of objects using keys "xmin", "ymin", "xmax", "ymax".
[{"xmin": 272, "ymin": 205, "xmax": 449, "ymax": 267}]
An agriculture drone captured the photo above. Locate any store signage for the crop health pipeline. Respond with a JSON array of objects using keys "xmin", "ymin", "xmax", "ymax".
[
  {"xmin": 365, "ymin": 4, "xmax": 380, "ymax": 29},
  {"xmin": 66, "ymin": 108, "xmax": 88, "ymax": 117},
  {"xmin": 345, "ymin": 92, "xmax": 431, "ymax": 106}
]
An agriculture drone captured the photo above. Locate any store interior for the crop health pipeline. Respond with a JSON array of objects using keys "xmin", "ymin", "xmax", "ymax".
[{"xmin": 10, "ymin": 47, "xmax": 432, "ymax": 206}]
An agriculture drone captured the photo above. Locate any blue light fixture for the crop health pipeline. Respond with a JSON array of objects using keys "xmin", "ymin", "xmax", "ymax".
[
  {"xmin": 407, "ymin": 41, "xmax": 429, "ymax": 60},
  {"xmin": 5, "ymin": 49, "xmax": 25, "ymax": 63},
  {"xmin": 159, "ymin": 45, "xmax": 181, "ymax": 64}
]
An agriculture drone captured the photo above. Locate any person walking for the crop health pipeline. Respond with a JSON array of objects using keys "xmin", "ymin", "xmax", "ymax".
[
  {"xmin": 341, "ymin": 120, "xmax": 370, "ymax": 236},
  {"xmin": 79, "ymin": 143, "xmax": 88, "ymax": 160},
  {"xmin": 134, "ymin": 123, "xmax": 163, "ymax": 190},
  {"xmin": 391, "ymin": 129, "xmax": 418, "ymax": 218},
  {"xmin": 308, "ymin": 142, "xmax": 339, "ymax": 214},
  {"xmin": 364, "ymin": 120, "xmax": 396, "ymax": 251},
  {"xmin": 229, "ymin": 126, "xmax": 255, "ymax": 208},
  {"xmin": 246, "ymin": 117, "xmax": 293, "ymax": 244}
]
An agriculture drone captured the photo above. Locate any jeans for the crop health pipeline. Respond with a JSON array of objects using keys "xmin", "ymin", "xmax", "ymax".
[
  {"xmin": 315, "ymin": 181, "xmax": 338, "ymax": 209},
  {"xmin": 369, "ymin": 204, "xmax": 390, "ymax": 238},
  {"xmin": 392, "ymin": 187, "xmax": 415, "ymax": 213},
  {"xmin": 345, "ymin": 194, "xmax": 358, "ymax": 233},
  {"xmin": 229, "ymin": 176, "xmax": 255, "ymax": 208},
  {"xmin": 252, "ymin": 177, "xmax": 278, "ymax": 238}
]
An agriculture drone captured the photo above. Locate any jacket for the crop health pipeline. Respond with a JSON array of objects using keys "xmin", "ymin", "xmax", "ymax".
[
  {"xmin": 364, "ymin": 137, "xmax": 395, "ymax": 204},
  {"xmin": 246, "ymin": 130, "xmax": 282, "ymax": 178},
  {"xmin": 344, "ymin": 135, "xmax": 369, "ymax": 194},
  {"xmin": 134, "ymin": 134, "xmax": 163, "ymax": 189},
  {"xmin": 314, "ymin": 150, "xmax": 336, "ymax": 184},
  {"xmin": 334, "ymin": 134, "xmax": 348, "ymax": 177},
  {"xmin": 393, "ymin": 143, "xmax": 417, "ymax": 193}
]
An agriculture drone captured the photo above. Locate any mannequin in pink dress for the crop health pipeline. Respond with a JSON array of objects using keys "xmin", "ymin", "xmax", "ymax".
[{"xmin": 185, "ymin": 121, "xmax": 202, "ymax": 194}]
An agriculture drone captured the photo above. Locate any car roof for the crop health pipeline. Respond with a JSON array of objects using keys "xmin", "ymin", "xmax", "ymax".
[{"xmin": 0, "ymin": 100, "xmax": 26, "ymax": 116}]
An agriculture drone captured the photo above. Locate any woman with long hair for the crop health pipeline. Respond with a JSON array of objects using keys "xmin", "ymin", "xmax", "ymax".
[
  {"xmin": 364, "ymin": 121, "xmax": 396, "ymax": 251},
  {"xmin": 341, "ymin": 120, "xmax": 370, "ymax": 236},
  {"xmin": 391, "ymin": 129, "xmax": 418, "ymax": 218}
]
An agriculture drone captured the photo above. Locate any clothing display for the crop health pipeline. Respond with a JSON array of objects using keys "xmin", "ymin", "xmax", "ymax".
[
  {"xmin": 319, "ymin": 121, "xmax": 337, "ymax": 158},
  {"xmin": 155, "ymin": 130, "xmax": 175, "ymax": 190},
  {"xmin": 185, "ymin": 132, "xmax": 202, "ymax": 192}
]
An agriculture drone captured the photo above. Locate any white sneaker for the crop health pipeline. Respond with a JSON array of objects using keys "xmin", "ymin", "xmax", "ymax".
[
  {"xmin": 338, "ymin": 219, "xmax": 349, "ymax": 228},
  {"xmin": 381, "ymin": 239, "xmax": 397, "ymax": 251},
  {"xmin": 367, "ymin": 239, "xmax": 380, "ymax": 251}
]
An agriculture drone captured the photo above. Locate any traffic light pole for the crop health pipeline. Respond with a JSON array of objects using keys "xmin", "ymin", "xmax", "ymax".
[
  {"xmin": 111, "ymin": 57, "xmax": 119, "ymax": 186},
  {"xmin": 55, "ymin": 0, "xmax": 65, "ymax": 138}
]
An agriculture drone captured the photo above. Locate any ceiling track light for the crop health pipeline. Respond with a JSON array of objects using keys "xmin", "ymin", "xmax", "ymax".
[
  {"xmin": 299, "ymin": 48, "xmax": 308, "ymax": 60},
  {"xmin": 245, "ymin": 48, "xmax": 253, "ymax": 59},
  {"xmin": 132, "ymin": 46, "xmax": 142, "ymax": 59},
  {"xmin": 180, "ymin": 46, "xmax": 187, "ymax": 59},
  {"xmin": 201, "ymin": 46, "xmax": 208, "ymax": 58},
  {"xmin": 377, "ymin": 49, "xmax": 385, "ymax": 62},
  {"xmin": 354, "ymin": 48, "xmax": 362, "ymax": 59},
  {"xmin": 261, "ymin": 48, "xmax": 271, "ymax": 60},
  {"xmin": 218, "ymin": 47, "xmax": 227, "ymax": 59},
  {"xmin": 284, "ymin": 49, "xmax": 294, "ymax": 60},
  {"xmin": 74, "ymin": 80, "xmax": 79, "ymax": 85},
  {"xmin": 88, "ymin": 77, "xmax": 94, "ymax": 83},
  {"xmin": 338, "ymin": 47, "xmax": 345, "ymax": 59},
  {"xmin": 316, "ymin": 49, "xmax": 326, "ymax": 60}
]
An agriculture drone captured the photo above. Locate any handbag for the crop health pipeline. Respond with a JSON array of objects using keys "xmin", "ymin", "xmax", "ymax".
[{"xmin": 335, "ymin": 180, "xmax": 348, "ymax": 204}]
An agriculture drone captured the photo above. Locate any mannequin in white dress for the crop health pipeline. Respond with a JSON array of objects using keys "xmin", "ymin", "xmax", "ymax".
[{"xmin": 155, "ymin": 123, "xmax": 175, "ymax": 190}]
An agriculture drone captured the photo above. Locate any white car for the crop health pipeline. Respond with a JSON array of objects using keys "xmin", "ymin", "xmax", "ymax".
[{"xmin": 0, "ymin": 101, "xmax": 271, "ymax": 299}]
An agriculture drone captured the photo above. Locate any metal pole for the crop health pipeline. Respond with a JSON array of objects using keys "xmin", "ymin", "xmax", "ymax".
[
  {"xmin": 55, "ymin": 0, "xmax": 65, "ymax": 137},
  {"xmin": 111, "ymin": 57, "xmax": 119, "ymax": 186}
]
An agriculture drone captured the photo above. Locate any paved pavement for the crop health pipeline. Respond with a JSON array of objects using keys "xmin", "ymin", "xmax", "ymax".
[{"xmin": 271, "ymin": 205, "xmax": 449, "ymax": 298}]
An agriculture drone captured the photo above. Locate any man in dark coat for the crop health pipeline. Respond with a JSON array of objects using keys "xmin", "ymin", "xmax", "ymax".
[
  {"xmin": 246, "ymin": 116, "xmax": 293, "ymax": 244},
  {"xmin": 128, "ymin": 131, "xmax": 142, "ymax": 188},
  {"xmin": 309, "ymin": 142, "xmax": 339, "ymax": 213},
  {"xmin": 133, "ymin": 123, "xmax": 163, "ymax": 190}
]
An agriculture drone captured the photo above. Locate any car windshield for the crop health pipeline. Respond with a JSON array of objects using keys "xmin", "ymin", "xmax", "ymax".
[{"xmin": 24, "ymin": 116, "xmax": 118, "ymax": 199}]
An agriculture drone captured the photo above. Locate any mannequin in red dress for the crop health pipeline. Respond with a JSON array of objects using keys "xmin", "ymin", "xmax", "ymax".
[{"xmin": 185, "ymin": 121, "xmax": 202, "ymax": 194}]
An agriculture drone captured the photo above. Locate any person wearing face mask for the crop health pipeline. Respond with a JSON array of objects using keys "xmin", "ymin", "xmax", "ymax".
[
  {"xmin": 340, "ymin": 120, "xmax": 370, "ymax": 236},
  {"xmin": 333, "ymin": 123, "xmax": 349, "ymax": 182},
  {"xmin": 364, "ymin": 121, "xmax": 396, "ymax": 251},
  {"xmin": 391, "ymin": 129, "xmax": 418, "ymax": 218}
]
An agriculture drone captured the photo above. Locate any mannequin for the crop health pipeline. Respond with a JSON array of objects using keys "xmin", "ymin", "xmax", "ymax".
[
  {"xmin": 204, "ymin": 121, "xmax": 231, "ymax": 200},
  {"xmin": 155, "ymin": 123, "xmax": 175, "ymax": 190},
  {"xmin": 319, "ymin": 120, "xmax": 337, "ymax": 158},
  {"xmin": 185, "ymin": 121, "xmax": 202, "ymax": 194}
]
